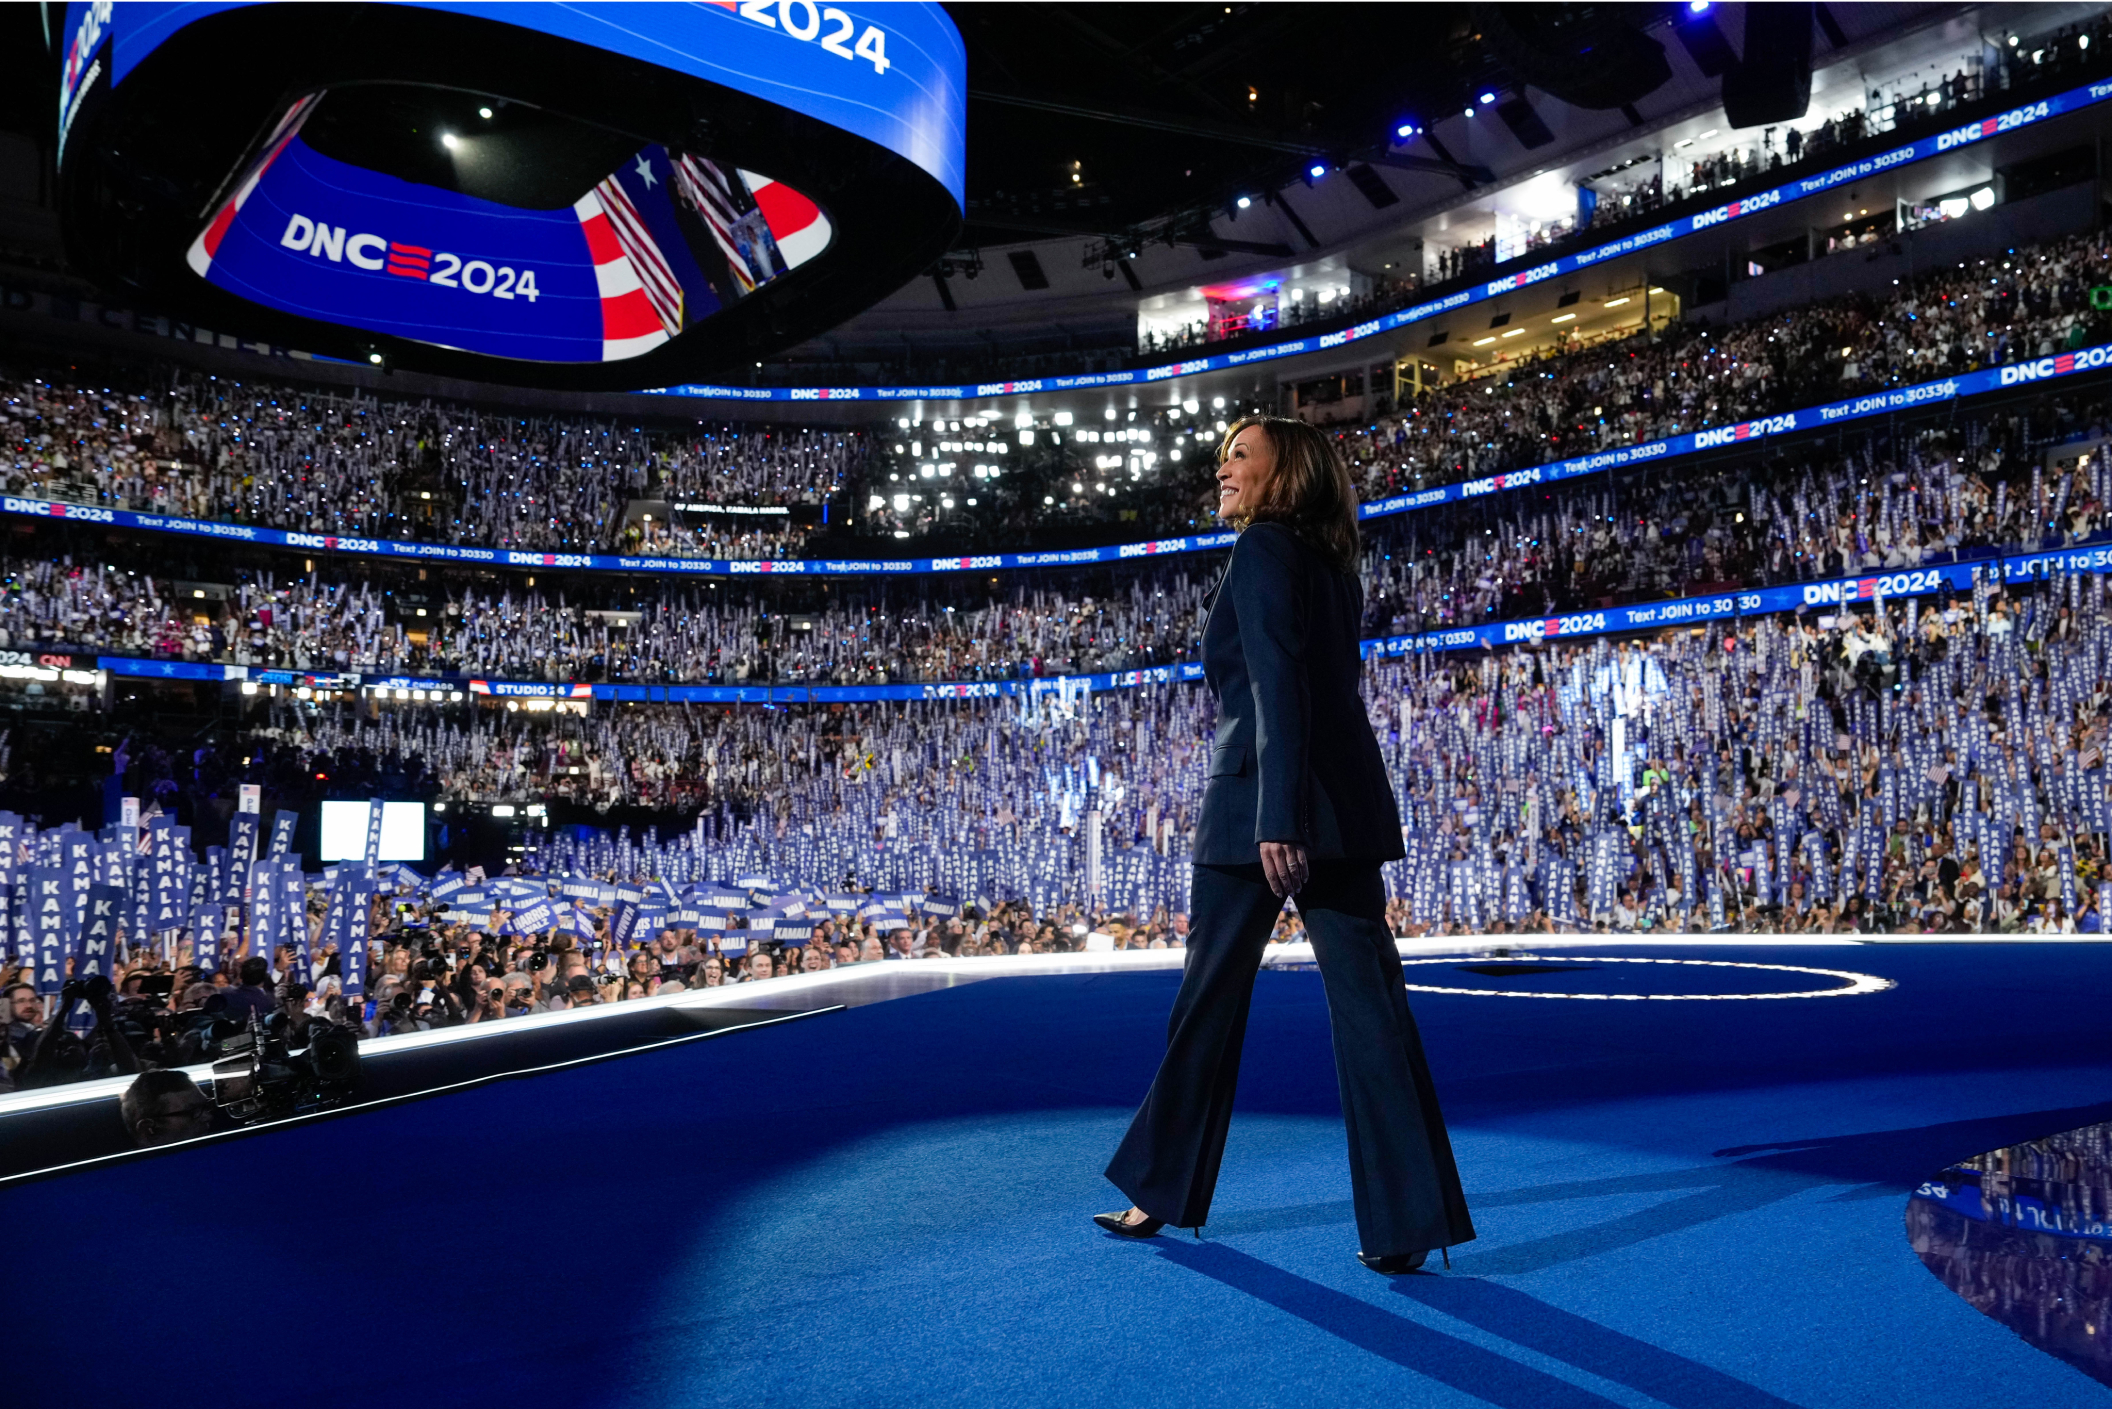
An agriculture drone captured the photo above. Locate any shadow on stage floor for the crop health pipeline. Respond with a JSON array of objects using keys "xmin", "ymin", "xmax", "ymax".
[{"xmin": 14, "ymin": 943, "xmax": 2112, "ymax": 1409}]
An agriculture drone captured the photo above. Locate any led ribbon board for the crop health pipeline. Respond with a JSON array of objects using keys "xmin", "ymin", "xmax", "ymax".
[{"xmin": 57, "ymin": 1, "xmax": 964, "ymax": 388}]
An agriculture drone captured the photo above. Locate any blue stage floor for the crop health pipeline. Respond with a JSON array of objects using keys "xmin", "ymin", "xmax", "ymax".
[{"xmin": 16, "ymin": 944, "xmax": 2112, "ymax": 1408}]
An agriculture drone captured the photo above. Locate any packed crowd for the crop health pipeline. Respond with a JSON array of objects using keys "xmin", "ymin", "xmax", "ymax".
[
  {"xmin": 2, "ymin": 371, "xmax": 2106, "ymax": 687},
  {"xmin": 764, "ymin": 16, "xmax": 2103, "ymax": 390},
  {"xmin": 0, "ymin": 552, "xmax": 1218, "ymax": 683},
  {"xmin": 1338, "ymin": 233, "xmax": 2112, "ymax": 499},
  {"xmin": 18, "ymin": 23, "xmax": 2112, "ymax": 1131},
  {"xmin": 1362, "ymin": 395, "xmax": 2112, "ymax": 634},
  {"xmin": 0, "ymin": 371, "xmax": 863, "ymax": 554},
  {"xmin": 205, "ymin": 561, "xmax": 2112, "ymax": 938},
  {"xmin": 13, "ymin": 570, "xmax": 2111, "ymax": 1119},
  {"xmin": 6, "ymin": 569, "xmax": 2112, "ymax": 1100},
  {"xmin": 811, "ymin": 230, "xmax": 2112, "ymax": 546},
  {"xmin": 273, "ymin": 675, "xmax": 1211, "ymax": 869},
  {"xmin": 1377, "ymin": 572, "xmax": 2112, "ymax": 934},
  {"xmin": 0, "ymin": 882, "xmax": 1194, "ymax": 1099},
  {"xmin": 5, "ymin": 220, "xmax": 2105, "ymax": 562}
]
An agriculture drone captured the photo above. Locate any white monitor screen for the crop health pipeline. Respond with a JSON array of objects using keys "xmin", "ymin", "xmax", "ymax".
[{"xmin": 317, "ymin": 800, "xmax": 426, "ymax": 861}]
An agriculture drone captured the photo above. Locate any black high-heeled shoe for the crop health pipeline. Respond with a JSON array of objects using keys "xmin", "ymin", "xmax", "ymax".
[
  {"xmin": 1093, "ymin": 1208, "xmax": 1166, "ymax": 1239},
  {"xmin": 1358, "ymin": 1249, "xmax": 1430, "ymax": 1275}
]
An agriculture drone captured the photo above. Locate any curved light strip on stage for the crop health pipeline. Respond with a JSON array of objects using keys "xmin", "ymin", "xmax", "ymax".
[{"xmin": 1397, "ymin": 955, "xmax": 1896, "ymax": 1001}]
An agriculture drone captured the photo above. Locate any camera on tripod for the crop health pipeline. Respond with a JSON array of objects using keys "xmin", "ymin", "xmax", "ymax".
[{"xmin": 210, "ymin": 1012, "xmax": 363, "ymax": 1125}]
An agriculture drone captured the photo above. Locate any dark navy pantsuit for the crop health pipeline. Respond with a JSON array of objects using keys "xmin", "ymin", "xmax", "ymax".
[
  {"xmin": 1103, "ymin": 515, "xmax": 1474, "ymax": 1258},
  {"xmin": 1104, "ymin": 860, "xmax": 1475, "ymax": 1257}
]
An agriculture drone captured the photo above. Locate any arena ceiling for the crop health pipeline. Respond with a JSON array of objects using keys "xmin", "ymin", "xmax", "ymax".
[{"xmin": 946, "ymin": 1, "xmax": 1687, "ymax": 258}]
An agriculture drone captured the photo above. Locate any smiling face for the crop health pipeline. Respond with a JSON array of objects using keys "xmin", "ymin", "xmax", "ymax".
[{"xmin": 1216, "ymin": 424, "xmax": 1276, "ymax": 521}]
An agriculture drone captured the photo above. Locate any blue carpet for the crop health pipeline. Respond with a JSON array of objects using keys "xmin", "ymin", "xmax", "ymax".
[{"xmin": 14, "ymin": 944, "xmax": 2112, "ymax": 1408}]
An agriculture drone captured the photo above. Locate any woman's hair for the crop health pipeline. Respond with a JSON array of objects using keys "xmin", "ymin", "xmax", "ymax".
[{"xmin": 1216, "ymin": 414, "xmax": 1360, "ymax": 573}]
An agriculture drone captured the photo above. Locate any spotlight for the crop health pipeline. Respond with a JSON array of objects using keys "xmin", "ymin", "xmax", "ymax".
[
  {"xmin": 1479, "ymin": 91, "xmax": 1496, "ymax": 105},
  {"xmin": 1463, "ymin": 106, "xmax": 1476, "ymax": 117},
  {"xmin": 478, "ymin": 105, "xmax": 493, "ymax": 119},
  {"xmin": 1235, "ymin": 195, "xmax": 1252, "ymax": 209},
  {"xmin": 440, "ymin": 132, "xmax": 458, "ymax": 150},
  {"xmin": 1687, "ymin": 0, "xmax": 1709, "ymax": 11},
  {"xmin": 1308, "ymin": 163, "xmax": 1326, "ymax": 179},
  {"xmin": 368, "ymin": 352, "xmax": 383, "ymax": 365},
  {"xmin": 1395, "ymin": 122, "xmax": 1416, "ymax": 138}
]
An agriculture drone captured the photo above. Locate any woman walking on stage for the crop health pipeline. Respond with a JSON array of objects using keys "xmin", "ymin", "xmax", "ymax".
[{"xmin": 1096, "ymin": 414, "xmax": 1475, "ymax": 1274}]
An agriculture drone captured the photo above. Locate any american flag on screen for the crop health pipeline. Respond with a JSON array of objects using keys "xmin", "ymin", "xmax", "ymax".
[{"xmin": 590, "ymin": 175, "xmax": 684, "ymax": 337}]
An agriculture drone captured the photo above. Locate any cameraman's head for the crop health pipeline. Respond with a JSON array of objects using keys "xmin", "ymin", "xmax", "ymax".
[
  {"xmin": 238, "ymin": 957, "xmax": 270, "ymax": 991},
  {"xmin": 121, "ymin": 1069, "xmax": 214, "ymax": 1147}
]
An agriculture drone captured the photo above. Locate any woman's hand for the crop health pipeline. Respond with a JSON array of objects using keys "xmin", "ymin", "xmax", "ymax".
[{"xmin": 1260, "ymin": 841, "xmax": 1309, "ymax": 898}]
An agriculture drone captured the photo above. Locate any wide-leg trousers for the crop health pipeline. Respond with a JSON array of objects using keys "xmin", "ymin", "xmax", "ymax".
[{"xmin": 1104, "ymin": 861, "xmax": 1475, "ymax": 1258}]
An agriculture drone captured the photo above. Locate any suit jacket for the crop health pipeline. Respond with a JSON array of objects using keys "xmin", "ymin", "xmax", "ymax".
[{"xmin": 1193, "ymin": 521, "xmax": 1405, "ymax": 865}]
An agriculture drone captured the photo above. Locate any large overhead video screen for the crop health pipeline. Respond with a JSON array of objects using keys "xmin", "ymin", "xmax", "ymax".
[
  {"xmin": 55, "ymin": 2, "xmax": 964, "ymax": 388},
  {"xmin": 189, "ymin": 92, "xmax": 832, "ymax": 365}
]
